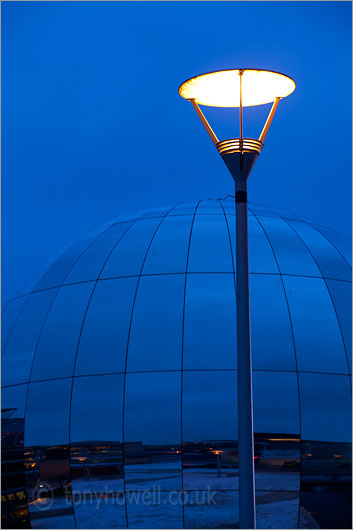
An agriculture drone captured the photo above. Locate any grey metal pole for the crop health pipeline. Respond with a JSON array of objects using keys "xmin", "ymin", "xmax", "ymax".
[{"xmin": 235, "ymin": 176, "xmax": 256, "ymax": 529}]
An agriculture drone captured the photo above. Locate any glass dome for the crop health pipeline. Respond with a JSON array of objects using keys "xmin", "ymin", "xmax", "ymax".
[{"xmin": 1, "ymin": 198, "xmax": 352, "ymax": 529}]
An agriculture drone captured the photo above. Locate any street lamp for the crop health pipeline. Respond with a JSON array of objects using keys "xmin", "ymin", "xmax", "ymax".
[{"xmin": 179, "ymin": 68, "xmax": 295, "ymax": 529}]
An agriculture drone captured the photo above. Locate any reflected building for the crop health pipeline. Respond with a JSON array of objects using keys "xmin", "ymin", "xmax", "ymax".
[{"xmin": 1, "ymin": 198, "xmax": 352, "ymax": 529}]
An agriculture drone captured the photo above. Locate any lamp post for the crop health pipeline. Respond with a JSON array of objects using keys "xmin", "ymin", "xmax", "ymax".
[{"xmin": 179, "ymin": 68, "xmax": 295, "ymax": 529}]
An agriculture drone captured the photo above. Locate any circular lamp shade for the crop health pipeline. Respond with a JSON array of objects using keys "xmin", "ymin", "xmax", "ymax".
[{"xmin": 179, "ymin": 68, "xmax": 296, "ymax": 107}]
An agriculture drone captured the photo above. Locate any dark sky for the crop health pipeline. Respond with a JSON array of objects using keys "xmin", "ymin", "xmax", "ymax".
[{"xmin": 2, "ymin": 1, "xmax": 352, "ymax": 302}]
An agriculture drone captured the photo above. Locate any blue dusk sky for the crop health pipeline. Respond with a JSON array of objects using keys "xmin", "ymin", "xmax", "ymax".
[{"xmin": 2, "ymin": 1, "xmax": 352, "ymax": 302}]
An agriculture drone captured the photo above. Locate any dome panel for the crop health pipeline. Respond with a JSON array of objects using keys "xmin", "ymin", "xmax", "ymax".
[
  {"xmin": 1, "ymin": 295, "xmax": 29, "ymax": 352},
  {"xmin": 2, "ymin": 288, "xmax": 59, "ymax": 386},
  {"xmin": 127, "ymin": 274, "xmax": 184, "ymax": 372},
  {"xmin": 325, "ymin": 279, "xmax": 352, "ymax": 372},
  {"xmin": 30, "ymin": 282, "xmax": 95, "ymax": 382},
  {"xmin": 64, "ymin": 222, "xmax": 134, "ymax": 285},
  {"xmin": 299, "ymin": 373, "xmax": 351, "ymax": 442},
  {"xmin": 101, "ymin": 218, "xmax": 162, "ymax": 279},
  {"xmin": 142, "ymin": 215, "xmax": 193, "ymax": 275},
  {"xmin": 310, "ymin": 224, "xmax": 352, "ymax": 267},
  {"xmin": 283, "ymin": 275, "xmax": 348, "ymax": 374},
  {"xmin": 249, "ymin": 274, "xmax": 296, "ymax": 371},
  {"xmin": 287, "ymin": 220, "xmax": 352, "ymax": 281},
  {"xmin": 258, "ymin": 216, "xmax": 321, "ymax": 277},
  {"xmin": 75, "ymin": 277, "xmax": 138, "ymax": 376},
  {"xmin": 183, "ymin": 273, "xmax": 237, "ymax": 370},
  {"xmin": 182, "ymin": 370, "xmax": 238, "ymax": 490},
  {"xmin": 188, "ymin": 214, "xmax": 233, "ymax": 273}
]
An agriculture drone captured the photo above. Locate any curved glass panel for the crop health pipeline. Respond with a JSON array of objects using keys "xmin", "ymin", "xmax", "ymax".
[
  {"xmin": 188, "ymin": 215, "xmax": 233, "ymax": 273},
  {"xmin": 168, "ymin": 202, "xmax": 198, "ymax": 216},
  {"xmin": 141, "ymin": 205, "xmax": 173, "ymax": 219},
  {"xmin": 70, "ymin": 374, "xmax": 125, "ymax": 528},
  {"xmin": 182, "ymin": 371, "xmax": 238, "ymax": 490},
  {"xmin": 127, "ymin": 274, "xmax": 184, "ymax": 372},
  {"xmin": 248, "ymin": 204, "xmax": 279, "ymax": 218},
  {"xmin": 253, "ymin": 371, "xmax": 300, "ymax": 492},
  {"xmin": 124, "ymin": 372, "xmax": 181, "ymax": 491},
  {"xmin": 64, "ymin": 222, "xmax": 134, "ymax": 285},
  {"xmin": 196, "ymin": 200, "xmax": 223, "ymax": 214},
  {"xmin": 218, "ymin": 198, "xmax": 237, "ymax": 215},
  {"xmin": 1, "ymin": 384, "xmax": 29, "ymax": 528},
  {"xmin": 74, "ymin": 499, "xmax": 126, "ymax": 529},
  {"xmin": 24, "ymin": 379, "xmax": 74, "ymax": 529},
  {"xmin": 184, "ymin": 490, "xmax": 239, "ymax": 529},
  {"xmin": 257, "ymin": 217, "xmax": 321, "ymax": 277},
  {"xmin": 75, "ymin": 277, "xmax": 138, "ymax": 376},
  {"xmin": 311, "ymin": 224, "xmax": 352, "ymax": 267},
  {"xmin": 2, "ymin": 289, "xmax": 59, "ymax": 387},
  {"xmin": 267, "ymin": 205, "xmax": 301, "ymax": 221},
  {"xmin": 250, "ymin": 274, "xmax": 296, "ymax": 371},
  {"xmin": 287, "ymin": 220, "xmax": 352, "ymax": 282},
  {"xmin": 30, "ymin": 283, "xmax": 95, "ymax": 381},
  {"xmin": 256, "ymin": 491, "xmax": 299, "ymax": 529},
  {"xmin": 183, "ymin": 273, "xmax": 236, "ymax": 370},
  {"xmin": 282, "ymin": 276, "xmax": 347, "ymax": 374},
  {"xmin": 299, "ymin": 373, "xmax": 351, "ymax": 442},
  {"xmin": 142, "ymin": 215, "xmax": 193, "ymax": 275},
  {"xmin": 33, "ymin": 226, "xmax": 108, "ymax": 292},
  {"xmin": 1, "ymin": 295, "xmax": 29, "ymax": 354},
  {"xmin": 226, "ymin": 214, "xmax": 278, "ymax": 273},
  {"xmin": 101, "ymin": 218, "xmax": 162, "ymax": 279},
  {"xmin": 325, "ymin": 279, "xmax": 352, "ymax": 372},
  {"xmin": 126, "ymin": 491, "xmax": 183, "ymax": 529}
]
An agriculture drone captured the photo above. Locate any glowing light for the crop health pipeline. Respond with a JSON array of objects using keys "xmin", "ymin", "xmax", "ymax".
[{"xmin": 179, "ymin": 69, "xmax": 295, "ymax": 108}]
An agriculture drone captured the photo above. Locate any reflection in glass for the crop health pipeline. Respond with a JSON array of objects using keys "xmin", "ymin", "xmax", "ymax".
[
  {"xmin": 70, "ymin": 374, "xmax": 125, "ymax": 528},
  {"xmin": 1, "ymin": 384, "xmax": 29, "ymax": 528},
  {"xmin": 253, "ymin": 371, "xmax": 300, "ymax": 493},
  {"xmin": 283, "ymin": 276, "xmax": 348, "ymax": 374},
  {"xmin": 183, "ymin": 273, "xmax": 236, "ymax": 370},
  {"xmin": 184, "ymin": 490, "xmax": 239, "ymax": 529},
  {"xmin": 127, "ymin": 275, "xmax": 184, "ymax": 372},
  {"xmin": 75, "ymin": 277, "xmax": 138, "ymax": 376},
  {"xmin": 74, "ymin": 498, "xmax": 127, "ymax": 529},
  {"xmin": 30, "ymin": 283, "xmax": 95, "ymax": 381},
  {"xmin": 126, "ymin": 491, "xmax": 183, "ymax": 529},
  {"xmin": 256, "ymin": 490, "xmax": 299, "ymax": 529},
  {"xmin": 182, "ymin": 371, "xmax": 238, "ymax": 490},
  {"xmin": 250, "ymin": 275, "xmax": 296, "ymax": 371},
  {"xmin": 24, "ymin": 379, "xmax": 74, "ymax": 529},
  {"xmin": 299, "ymin": 373, "xmax": 351, "ymax": 443},
  {"xmin": 300, "ymin": 441, "xmax": 352, "ymax": 529},
  {"xmin": 124, "ymin": 372, "xmax": 181, "ymax": 491},
  {"xmin": 2, "ymin": 289, "xmax": 59, "ymax": 387}
]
